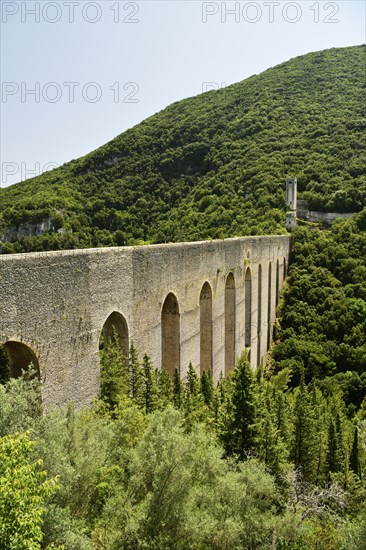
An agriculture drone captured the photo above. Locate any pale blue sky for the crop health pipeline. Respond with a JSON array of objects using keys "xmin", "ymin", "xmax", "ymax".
[{"xmin": 1, "ymin": 0, "xmax": 365, "ymax": 187}]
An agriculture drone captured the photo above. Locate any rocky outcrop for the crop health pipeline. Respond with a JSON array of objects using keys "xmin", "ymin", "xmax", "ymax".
[{"xmin": 1, "ymin": 218, "xmax": 64, "ymax": 243}]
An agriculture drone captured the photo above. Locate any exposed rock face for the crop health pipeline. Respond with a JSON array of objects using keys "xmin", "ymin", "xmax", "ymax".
[
  {"xmin": 297, "ymin": 210, "xmax": 355, "ymax": 224},
  {"xmin": 1, "ymin": 218, "xmax": 55, "ymax": 242},
  {"xmin": 1, "ymin": 218, "xmax": 66, "ymax": 243},
  {"xmin": 296, "ymin": 201, "xmax": 356, "ymax": 225}
]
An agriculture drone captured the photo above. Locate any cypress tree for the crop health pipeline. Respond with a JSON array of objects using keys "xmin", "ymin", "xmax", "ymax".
[
  {"xmin": 200, "ymin": 369, "xmax": 214, "ymax": 406},
  {"xmin": 182, "ymin": 363, "xmax": 206, "ymax": 430},
  {"xmin": 350, "ymin": 427, "xmax": 361, "ymax": 479},
  {"xmin": 223, "ymin": 351, "xmax": 257, "ymax": 458},
  {"xmin": 141, "ymin": 354, "xmax": 158, "ymax": 414},
  {"xmin": 326, "ymin": 411, "xmax": 347, "ymax": 481},
  {"xmin": 327, "ymin": 418, "xmax": 338, "ymax": 475},
  {"xmin": 157, "ymin": 369, "xmax": 173, "ymax": 408},
  {"xmin": 335, "ymin": 411, "xmax": 347, "ymax": 478},
  {"xmin": 292, "ymin": 376, "xmax": 307, "ymax": 469},
  {"xmin": 275, "ymin": 390, "xmax": 291, "ymax": 451},
  {"xmin": 186, "ymin": 363, "xmax": 200, "ymax": 397},
  {"xmin": 128, "ymin": 343, "xmax": 142, "ymax": 402},
  {"xmin": 99, "ymin": 329, "xmax": 128, "ymax": 411},
  {"xmin": 173, "ymin": 368, "xmax": 183, "ymax": 409},
  {"xmin": 292, "ymin": 376, "xmax": 320, "ymax": 482},
  {"xmin": 310, "ymin": 382, "xmax": 327, "ymax": 485},
  {"xmin": 210, "ymin": 373, "xmax": 230, "ymax": 436},
  {"xmin": 256, "ymin": 386, "xmax": 288, "ymax": 477}
]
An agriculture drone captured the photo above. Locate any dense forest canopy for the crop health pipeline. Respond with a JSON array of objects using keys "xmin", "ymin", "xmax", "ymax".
[
  {"xmin": 1, "ymin": 45, "xmax": 365, "ymax": 253},
  {"xmin": 272, "ymin": 210, "xmax": 366, "ymax": 393}
]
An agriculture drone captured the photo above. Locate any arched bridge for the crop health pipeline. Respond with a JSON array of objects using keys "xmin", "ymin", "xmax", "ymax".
[{"xmin": 0, "ymin": 236, "xmax": 290, "ymax": 406}]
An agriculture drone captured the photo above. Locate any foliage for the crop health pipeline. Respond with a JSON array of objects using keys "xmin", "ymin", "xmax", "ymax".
[
  {"xmin": 0, "ymin": 347, "xmax": 10, "ymax": 384},
  {"xmin": 221, "ymin": 351, "xmax": 258, "ymax": 458},
  {"xmin": 0, "ymin": 367, "xmax": 42, "ymax": 437},
  {"xmin": 1, "ymin": 45, "xmax": 365, "ymax": 253},
  {"xmin": 272, "ymin": 211, "xmax": 366, "ymax": 396},
  {"xmin": 92, "ymin": 408, "xmax": 295, "ymax": 549},
  {"xmin": 0, "ymin": 347, "xmax": 365, "ymax": 548},
  {"xmin": 0, "ymin": 432, "xmax": 57, "ymax": 550}
]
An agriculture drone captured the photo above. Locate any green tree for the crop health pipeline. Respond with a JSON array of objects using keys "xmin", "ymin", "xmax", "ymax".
[
  {"xmin": 0, "ymin": 432, "xmax": 58, "ymax": 549},
  {"xmin": 99, "ymin": 330, "xmax": 128, "ymax": 412},
  {"xmin": 128, "ymin": 343, "xmax": 142, "ymax": 402},
  {"xmin": 186, "ymin": 362, "xmax": 199, "ymax": 396},
  {"xmin": 0, "ymin": 347, "xmax": 10, "ymax": 384},
  {"xmin": 92, "ymin": 407, "xmax": 301, "ymax": 550},
  {"xmin": 256, "ymin": 385, "xmax": 289, "ymax": 477},
  {"xmin": 292, "ymin": 377, "xmax": 322, "ymax": 483},
  {"xmin": 157, "ymin": 369, "xmax": 173, "ymax": 408},
  {"xmin": 350, "ymin": 427, "xmax": 361, "ymax": 479},
  {"xmin": 0, "ymin": 369, "xmax": 42, "ymax": 437},
  {"xmin": 172, "ymin": 368, "xmax": 183, "ymax": 409},
  {"xmin": 223, "ymin": 351, "xmax": 257, "ymax": 458},
  {"xmin": 182, "ymin": 363, "xmax": 206, "ymax": 430},
  {"xmin": 200, "ymin": 369, "xmax": 214, "ymax": 406},
  {"xmin": 141, "ymin": 354, "xmax": 159, "ymax": 414}
]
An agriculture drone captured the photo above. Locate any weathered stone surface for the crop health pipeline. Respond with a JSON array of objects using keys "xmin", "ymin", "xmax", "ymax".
[
  {"xmin": 0, "ymin": 236, "xmax": 290, "ymax": 406},
  {"xmin": 297, "ymin": 210, "xmax": 355, "ymax": 224},
  {"xmin": 1, "ymin": 218, "xmax": 56, "ymax": 243}
]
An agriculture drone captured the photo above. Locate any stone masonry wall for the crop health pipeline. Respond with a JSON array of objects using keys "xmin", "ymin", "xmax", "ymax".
[{"xmin": 0, "ymin": 236, "xmax": 290, "ymax": 406}]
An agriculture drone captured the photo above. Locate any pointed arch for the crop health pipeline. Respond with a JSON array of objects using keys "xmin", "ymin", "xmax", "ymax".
[
  {"xmin": 257, "ymin": 264, "xmax": 262, "ymax": 367},
  {"xmin": 100, "ymin": 311, "xmax": 129, "ymax": 357},
  {"xmin": 200, "ymin": 282, "xmax": 213, "ymax": 374},
  {"xmin": 267, "ymin": 262, "xmax": 272, "ymax": 350},
  {"xmin": 225, "ymin": 272, "xmax": 236, "ymax": 375},
  {"xmin": 0, "ymin": 340, "xmax": 40, "ymax": 380},
  {"xmin": 245, "ymin": 267, "xmax": 252, "ymax": 349},
  {"xmin": 161, "ymin": 293, "xmax": 180, "ymax": 377}
]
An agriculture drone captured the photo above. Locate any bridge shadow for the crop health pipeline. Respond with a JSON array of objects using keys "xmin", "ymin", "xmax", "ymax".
[{"xmin": 0, "ymin": 340, "xmax": 40, "ymax": 383}]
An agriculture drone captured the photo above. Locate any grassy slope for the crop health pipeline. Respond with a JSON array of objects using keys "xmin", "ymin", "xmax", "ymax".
[{"xmin": 1, "ymin": 45, "xmax": 365, "ymax": 252}]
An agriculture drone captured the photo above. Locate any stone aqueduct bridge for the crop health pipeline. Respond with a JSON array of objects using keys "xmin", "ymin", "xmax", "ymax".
[{"xmin": 0, "ymin": 236, "xmax": 290, "ymax": 406}]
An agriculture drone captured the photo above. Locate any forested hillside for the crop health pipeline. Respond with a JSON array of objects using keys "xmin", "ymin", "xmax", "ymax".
[
  {"xmin": 272, "ymin": 209, "xmax": 366, "ymax": 393},
  {"xmin": 1, "ymin": 45, "xmax": 365, "ymax": 253},
  {"xmin": 0, "ymin": 44, "xmax": 365, "ymax": 548}
]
